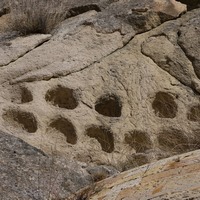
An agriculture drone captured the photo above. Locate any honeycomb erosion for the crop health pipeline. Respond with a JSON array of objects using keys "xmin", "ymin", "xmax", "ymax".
[{"xmin": 0, "ymin": 0, "xmax": 200, "ymax": 199}]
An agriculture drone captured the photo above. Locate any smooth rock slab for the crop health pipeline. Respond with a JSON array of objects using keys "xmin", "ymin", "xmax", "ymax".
[{"xmin": 80, "ymin": 149, "xmax": 200, "ymax": 200}]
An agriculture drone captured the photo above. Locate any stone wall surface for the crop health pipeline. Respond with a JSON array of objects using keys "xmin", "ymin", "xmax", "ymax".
[{"xmin": 0, "ymin": 0, "xmax": 200, "ymax": 199}]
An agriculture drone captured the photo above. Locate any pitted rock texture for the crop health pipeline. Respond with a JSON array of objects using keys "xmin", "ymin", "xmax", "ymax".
[
  {"xmin": 0, "ymin": 1, "xmax": 200, "ymax": 172},
  {"xmin": 81, "ymin": 149, "xmax": 200, "ymax": 200}
]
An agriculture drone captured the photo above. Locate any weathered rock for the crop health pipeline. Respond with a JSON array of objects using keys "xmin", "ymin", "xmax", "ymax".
[
  {"xmin": 89, "ymin": 0, "xmax": 186, "ymax": 36},
  {"xmin": 86, "ymin": 165, "xmax": 119, "ymax": 182},
  {"xmin": 178, "ymin": 14, "xmax": 200, "ymax": 79},
  {"xmin": 0, "ymin": 7, "xmax": 200, "ymax": 171},
  {"xmin": 0, "ymin": 130, "xmax": 93, "ymax": 200},
  {"xmin": 81, "ymin": 149, "xmax": 200, "ymax": 200},
  {"xmin": 0, "ymin": 34, "xmax": 51, "ymax": 67},
  {"xmin": 141, "ymin": 8, "xmax": 200, "ymax": 93},
  {"xmin": 0, "ymin": 1, "xmax": 200, "ymax": 199}
]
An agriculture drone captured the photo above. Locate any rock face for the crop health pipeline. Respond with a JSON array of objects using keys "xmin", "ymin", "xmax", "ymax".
[
  {"xmin": 0, "ymin": 0, "xmax": 200, "ymax": 198},
  {"xmin": 83, "ymin": 149, "xmax": 200, "ymax": 200},
  {"xmin": 0, "ymin": 131, "xmax": 92, "ymax": 200},
  {"xmin": 0, "ymin": 1, "xmax": 199, "ymax": 171}
]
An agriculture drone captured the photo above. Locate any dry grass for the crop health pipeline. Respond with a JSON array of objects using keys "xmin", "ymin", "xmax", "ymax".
[
  {"xmin": 8, "ymin": 0, "xmax": 67, "ymax": 35},
  {"xmin": 187, "ymin": 104, "xmax": 200, "ymax": 122}
]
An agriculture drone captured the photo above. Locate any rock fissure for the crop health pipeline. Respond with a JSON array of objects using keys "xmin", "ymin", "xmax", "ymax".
[
  {"xmin": 11, "ymin": 31, "xmax": 134, "ymax": 84},
  {"xmin": 141, "ymin": 46, "xmax": 197, "ymax": 93},
  {"xmin": 0, "ymin": 36, "xmax": 51, "ymax": 68},
  {"xmin": 177, "ymin": 37, "xmax": 199, "ymax": 80}
]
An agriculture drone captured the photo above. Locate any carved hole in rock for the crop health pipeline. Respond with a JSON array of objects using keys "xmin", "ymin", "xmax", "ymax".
[
  {"xmin": 187, "ymin": 105, "xmax": 200, "ymax": 122},
  {"xmin": 152, "ymin": 92, "xmax": 178, "ymax": 118},
  {"xmin": 3, "ymin": 109, "xmax": 37, "ymax": 133},
  {"xmin": 21, "ymin": 87, "xmax": 33, "ymax": 103},
  {"xmin": 49, "ymin": 117, "xmax": 77, "ymax": 145},
  {"xmin": 125, "ymin": 130, "xmax": 152, "ymax": 153},
  {"xmin": 95, "ymin": 94, "xmax": 122, "ymax": 117},
  {"xmin": 86, "ymin": 126, "xmax": 114, "ymax": 153},
  {"xmin": 11, "ymin": 87, "xmax": 33, "ymax": 104},
  {"xmin": 158, "ymin": 128, "xmax": 190, "ymax": 154},
  {"xmin": 45, "ymin": 85, "xmax": 78, "ymax": 109}
]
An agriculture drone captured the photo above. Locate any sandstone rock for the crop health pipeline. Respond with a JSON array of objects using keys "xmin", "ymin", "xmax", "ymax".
[
  {"xmin": 90, "ymin": 0, "xmax": 186, "ymax": 35},
  {"xmin": 81, "ymin": 149, "xmax": 200, "ymax": 200},
  {"xmin": 178, "ymin": 13, "xmax": 200, "ymax": 79},
  {"xmin": 0, "ymin": 6, "xmax": 200, "ymax": 171},
  {"xmin": 151, "ymin": 0, "xmax": 187, "ymax": 17},
  {"xmin": 0, "ymin": 0, "xmax": 200, "ymax": 193},
  {"xmin": 0, "ymin": 34, "xmax": 51, "ymax": 67}
]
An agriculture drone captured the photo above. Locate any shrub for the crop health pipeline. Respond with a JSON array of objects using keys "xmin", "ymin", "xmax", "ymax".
[{"xmin": 8, "ymin": 0, "xmax": 67, "ymax": 35}]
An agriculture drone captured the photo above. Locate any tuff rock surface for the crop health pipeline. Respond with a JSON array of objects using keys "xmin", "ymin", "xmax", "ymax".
[{"xmin": 0, "ymin": 0, "xmax": 200, "ymax": 199}]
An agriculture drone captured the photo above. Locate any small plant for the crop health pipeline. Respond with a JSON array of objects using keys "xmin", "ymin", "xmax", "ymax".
[{"xmin": 8, "ymin": 0, "xmax": 67, "ymax": 35}]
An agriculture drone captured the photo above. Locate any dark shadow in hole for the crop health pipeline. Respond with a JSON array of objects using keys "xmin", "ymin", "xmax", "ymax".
[
  {"xmin": 3, "ymin": 109, "xmax": 37, "ymax": 133},
  {"xmin": 86, "ymin": 126, "xmax": 114, "ymax": 153},
  {"xmin": 187, "ymin": 104, "xmax": 200, "ymax": 122},
  {"xmin": 152, "ymin": 92, "xmax": 178, "ymax": 118},
  {"xmin": 11, "ymin": 87, "xmax": 33, "ymax": 104},
  {"xmin": 45, "ymin": 85, "xmax": 78, "ymax": 109},
  {"xmin": 95, "ymin": 94, "xmax": 122, "ymax": 117},
  {"xmin": 21, "ymin": 87, "xmax": 33, "ymax": 103},
  {"xmin": 50, "ymin": 117, "xmax": 77, "ymax": 145}
]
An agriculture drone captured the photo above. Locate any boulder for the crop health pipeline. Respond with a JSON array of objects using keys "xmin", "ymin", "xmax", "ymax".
[
  {"xmin": 81, "ymin": 149, "xmax": 200, "ymax": 199},
  {"xmin": 0, "ymin": 130, "xmax": 92, "ymax": 200}
]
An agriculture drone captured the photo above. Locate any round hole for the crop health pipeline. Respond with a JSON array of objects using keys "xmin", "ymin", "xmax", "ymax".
[
  {"xmin": 152, "ymin": 92, "xmax": 178, "ymax": 118},
  {"xmin": 49, "ymin": 117, "xmax": 77, "ymax": 145},
  {"xmin": 95, "ymin": 94, "xmax": 122, "ymax": 117},
  {"xmin": 3, "ymin": 109, "xmax": 37, "ymax": 133},
  {"xmin": 86, "ymin": 126, "xmax": 114, "ymax": 153},
  {"xmin": 45, "ymin": 85, "xmax": 78, "ymax": 109}
]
